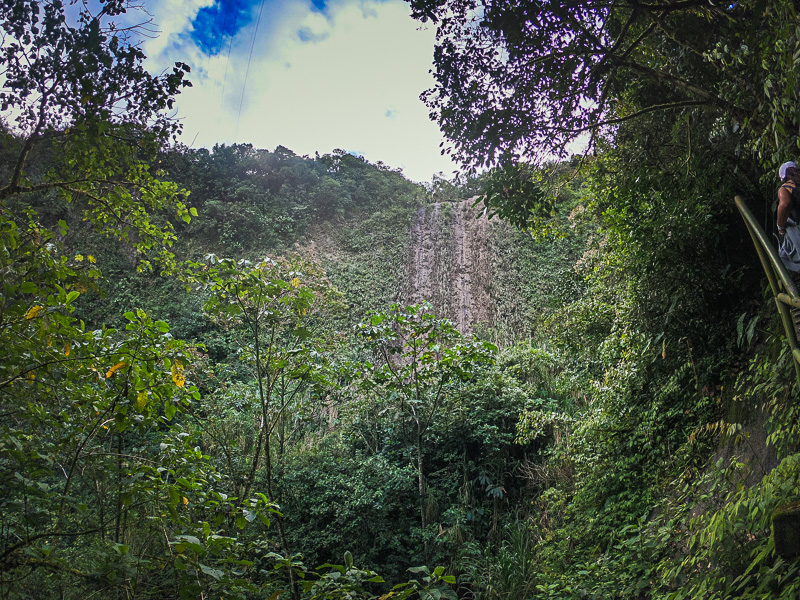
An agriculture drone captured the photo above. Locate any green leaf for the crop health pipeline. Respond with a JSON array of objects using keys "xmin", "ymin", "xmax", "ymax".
[
  {"xmin": 164, "ymin": 400, "xmax": 177, "ymax": 421},
  {"xmin": 199, "ymin": 563, "xmax": 224, "ymax": 580},
  {"xmin": 112, "ymin": 543, "xmax": 129, "ymax": 555}
]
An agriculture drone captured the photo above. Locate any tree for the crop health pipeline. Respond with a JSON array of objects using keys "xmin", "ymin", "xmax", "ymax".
[
  {"xmin": 408, "ymin": 0, "xmax": 800, "ymax": 173},
  {"xmin": 0, "ymin": 212, "xmax": 280, "ymax": 598},
  {"xmin": 198, "ymin": 254, "xmax": 342, "ymax": 598},
  {"xmin": 0, "ymin": 3, "xmax": 282, "ymax": 597},
  {"xmin": 353, "ymin": 304, "xmax": 496, "ymax": 536},
  {"xmin": 0, "ymin": 0, "xmax": 193, "ymax": 269}
]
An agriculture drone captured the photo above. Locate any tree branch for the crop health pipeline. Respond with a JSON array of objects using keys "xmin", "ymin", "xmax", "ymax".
[{"xmin": 563, "ymin": 99, "xmax": 709, "ymax": 133}]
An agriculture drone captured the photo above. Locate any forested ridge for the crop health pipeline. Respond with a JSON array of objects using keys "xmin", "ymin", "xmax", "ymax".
[{"xmin": 2, "ymin": 1, "xmax": 800, "ymax": 599}]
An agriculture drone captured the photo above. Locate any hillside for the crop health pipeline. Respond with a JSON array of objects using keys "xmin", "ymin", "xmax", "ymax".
[
  {"xmin": 55, "ymin": 145, "xmax": 581, "ymax": 346},
  {"xmin": 5, "ymin": 135, "xmax": 797, "ymax": 599}
]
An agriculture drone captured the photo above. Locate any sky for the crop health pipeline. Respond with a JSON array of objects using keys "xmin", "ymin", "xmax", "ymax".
[{"xmin": 131, "ymin": 0, "xmax": 459, "ymax": 183}]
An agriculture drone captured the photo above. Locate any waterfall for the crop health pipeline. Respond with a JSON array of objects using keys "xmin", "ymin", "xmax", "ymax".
[{"xmin": 403, "ymin": 199, "xmax": 493, "ymax": 334}]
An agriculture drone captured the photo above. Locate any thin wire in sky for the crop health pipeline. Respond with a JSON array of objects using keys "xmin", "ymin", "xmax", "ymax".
[
  {"xmin": 204, "ymin": 0, "xmax": 221, "ymax": 85},
  {"xmin": 217, "ymin": 0, "xmax": 241, "ymax": 132},
  {"xmin": 235, "ymin": 0, "xmax": 266, "ymax": 138}
]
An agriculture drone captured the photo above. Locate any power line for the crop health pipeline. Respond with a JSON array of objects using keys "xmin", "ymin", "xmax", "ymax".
[
  {"xmin": 235, "ymin": 0, "xmax": 267, "ymax": 138},
  {"xmin": 217, "ymin": 0, "xmax": 241, "ymax": 134}
]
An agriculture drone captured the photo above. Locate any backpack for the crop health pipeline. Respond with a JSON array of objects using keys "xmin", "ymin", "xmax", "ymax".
[{"xmin": 779, "ymin": 219, "xmax": 800, "ymax": 273}]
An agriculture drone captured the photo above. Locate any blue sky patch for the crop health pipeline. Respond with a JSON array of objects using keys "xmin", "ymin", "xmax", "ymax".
[
  {"xmin": 310, "ymin": 0, "xmax": 327, "ymax": 11},
  {"xmin": 297, "ymin": 27, "xmax": 313, "ymax": 42},
  {"xmin": 297, "ymin": 26, "xmax": 329, "ymax": 43},
  {"xmin": 191, "ymin": 0, "xmax": 258, "ymax": 55}
]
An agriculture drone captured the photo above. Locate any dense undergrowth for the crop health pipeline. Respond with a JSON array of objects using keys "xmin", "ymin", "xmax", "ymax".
[{"xmin": 4, "ymin": 135, "xmax": 799, "ymax": 600}]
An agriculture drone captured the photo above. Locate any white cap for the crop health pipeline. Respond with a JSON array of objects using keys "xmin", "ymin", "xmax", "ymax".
[{"xmin": 779, "ymin": 161, "xmax": 796, "ymax": 180}]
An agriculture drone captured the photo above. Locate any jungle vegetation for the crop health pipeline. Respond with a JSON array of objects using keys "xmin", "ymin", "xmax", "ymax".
[{"xmin": 2, "ymin": 0, "xmax": 800, "ymax": 599}]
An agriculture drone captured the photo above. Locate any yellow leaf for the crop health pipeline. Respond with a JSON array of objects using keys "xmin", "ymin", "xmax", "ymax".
[
  {"xmin": 75, "ymin": 254, "xmax": 84, "ymax": 262},
  {"xmin": 182, "ymin": 496, "xmax": 189, "ymax": 506},
  {"xmin": 64, "ymin": 343, "xmax": 71, "ymax": 357},
  {"xmin": 87, "ymin": 255, "xmax": 96, "ymax": 264},
  {"xmin": 136, "ymin": 390, "xmax": 148, "ymax": 411},
  {"xmin": 291, "ymin": 277, "xmax": 301, "ymax": 288},
  {"xmin": 106, "ymin": 362, "xmax": 126, "ymax": 378},
  {"xmin": 171, "ymin": 362, "xmax": 185, "ymax": 388},
  {"xmin": 26, "ymin": 305, "xmax": 43, "ymax": 320},
  {"xmin": 27, "ymin": 371, "xmax": 36, "ymax": 382}
]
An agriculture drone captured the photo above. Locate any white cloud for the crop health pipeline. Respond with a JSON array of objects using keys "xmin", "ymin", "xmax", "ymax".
[
  {"xmin": 139, "ymin": 0, "xmax": 216, "ymax": 63},
  {"xmin": 140, "ymin": 0, "xmax": 459, "ymax": 182}
]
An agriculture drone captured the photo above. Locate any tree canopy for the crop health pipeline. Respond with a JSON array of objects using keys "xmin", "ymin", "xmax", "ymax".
[
  {"xmin": 409, "ymin": 0, "xmax": 800, "ymax": 171},
  {"xmin": 1, "ymin": 0, "xmax": 193, "ymax": 269}
]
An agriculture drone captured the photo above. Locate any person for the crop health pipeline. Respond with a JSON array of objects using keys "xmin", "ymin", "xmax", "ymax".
[
  {"xmin": 776, "ymin": 160, "xmax": 800, "ymax": 337},
  {"xmin": 777, "ymin": 160, "xmax": 800, "ymax": 239}
]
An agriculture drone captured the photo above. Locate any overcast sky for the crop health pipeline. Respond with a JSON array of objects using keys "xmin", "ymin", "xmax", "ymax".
[{"xmin": 133, "ymin": 0, "xmax": 459, "ymax": 183}]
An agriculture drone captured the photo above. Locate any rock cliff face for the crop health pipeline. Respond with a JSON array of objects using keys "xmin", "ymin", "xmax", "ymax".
[
  {"xmin": 403, "ymin": 199, "xmax": 495, "ymax": 335},
  {"xmin": 314, "ymin": 195, "xmax": 539, "ymax": 342}
]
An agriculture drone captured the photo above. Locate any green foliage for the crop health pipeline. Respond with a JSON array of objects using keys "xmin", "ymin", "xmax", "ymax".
[
  {"xmin": 6, "ymin": 3, "xmax": 800, "ymax": 597},
  {"xmin": 0, "ymin": 1, "xmax": 193, "ymax": 273},
  {"xmin": 389, "ymin": 565, "xmax": 458, "ymax": 600},
  {"xmin": 406, "ymin": 3, "xmax": 791, "ymax": 592},
  {"xmin": 278, "ymin": 446, "xmax": 418, "ymax": 581},
  {"xmin": 0, "ymin": 206, "xmax": 270, "ymax": 599},
  {"xmin": 0, "ymin": 1, "xmax": 188, "ymax": 139},
  {"xmin": 662, "ymin": 454, "xmax": 800, "ymax": 600},
  {"xmin": 161, "ymin": 144, "xmax": 423, "ymax": 255},
  {"xmin": 352, "ymin": 303, "xmax": 497, "ymax": 533},
  {"xmin": 323, "ymin": 202, "xmax": 417, "ymax": 320},
  {"xmin": 410, "ymin": 0, "xmax": 800, "ymax": 177},
  {"xmin": 302, "ymin": 552, "xmax": 386, "ymax": 600},
  {"xmin": 458, "ymin": 522, "xmax": 539, "ymax": 600},
  {"xmin": 475, "ymin": 162, "xmax": 552, "ymax": 231}
]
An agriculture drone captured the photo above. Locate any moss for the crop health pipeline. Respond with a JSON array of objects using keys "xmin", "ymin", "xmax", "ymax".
[{"xmin": 773, "ymin": 502, "xmax": 800, "ymax": 559}]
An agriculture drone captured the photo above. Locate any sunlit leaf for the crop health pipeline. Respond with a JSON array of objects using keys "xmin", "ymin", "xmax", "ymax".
[
  {"xmin": 25, "ymin": 305, "xmax": 43, "ymax": 320},
  {"xmin": 136, "ymin": 390, "xmax": 148, "ymax": 411},
  {"xmin": 106, "ymin": 362, "xmax": 126, "ymax": 378},
  {"xmin": 171, "ymin": 361, "xmax": 185, "ymax": 387}
]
